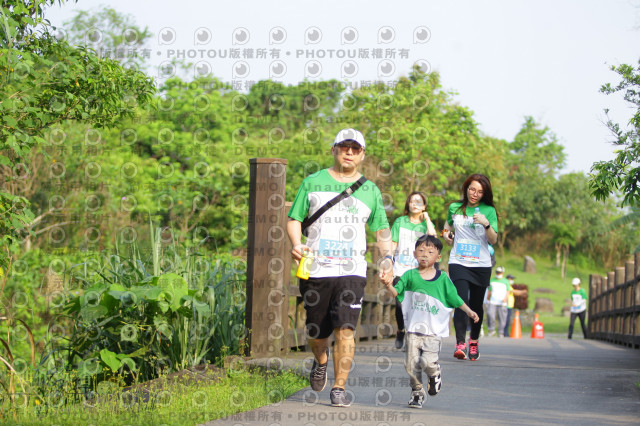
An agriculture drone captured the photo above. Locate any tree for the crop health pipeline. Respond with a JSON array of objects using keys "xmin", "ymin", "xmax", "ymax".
[
  {"xmin": 501, "ymin": 117, "xmax": 566, "ymax": 244},
  {"xmin": 590, "ymin": 59, "xmax": 640, "ymax": 206},
  {"xmin": 62, "ymin": 5, "xmax": 152, "ymax": 69},
  {"xmin": 0, "ymin": 0, "xmax": 155, "ymax": 269},
  {"xmin": 548, "ymin": 221, "xmax": 578, "ymax": 278}
]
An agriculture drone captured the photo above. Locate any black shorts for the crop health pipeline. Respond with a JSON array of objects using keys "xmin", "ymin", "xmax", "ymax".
[{"xmin": 299, "ymin": 275, "xmax": 367, "ymax": 340}]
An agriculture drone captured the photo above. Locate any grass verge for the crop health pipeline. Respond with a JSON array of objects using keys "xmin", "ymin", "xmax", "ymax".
[{"xmin": 7, "ymin": 369, "xmax": 307, "ymax": 425}]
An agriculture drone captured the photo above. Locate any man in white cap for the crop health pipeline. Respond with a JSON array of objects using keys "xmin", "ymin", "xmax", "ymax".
[
  {"xmin": 568, "ymin": 277, "xmax": 588, "ymax": 339},
  {"xmin": 287, "ymin": 128, "xmax": 393, "ymax": 407}
]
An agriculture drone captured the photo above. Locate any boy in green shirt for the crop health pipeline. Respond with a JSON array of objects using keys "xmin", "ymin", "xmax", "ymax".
[{"xmin": 383, "ymin": 235, "xmax": 479, "ymax": 408}]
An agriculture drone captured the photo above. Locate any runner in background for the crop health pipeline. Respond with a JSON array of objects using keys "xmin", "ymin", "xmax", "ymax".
[{"xmin": 390, "ymin": 192, "xmax": 436, "ymax": 349}]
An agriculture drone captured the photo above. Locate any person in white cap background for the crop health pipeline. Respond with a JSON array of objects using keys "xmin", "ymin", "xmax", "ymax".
[
  {"xmin": 568, "ymin": 277, "xmax": 588, "ymax": 339},
  {"xmin": 485, "ymin": 266, "xmax": 510, "ymax": 337},
  {"xmin": 287, "ymin": 128, "xmax": 393, "ymax": 407}
]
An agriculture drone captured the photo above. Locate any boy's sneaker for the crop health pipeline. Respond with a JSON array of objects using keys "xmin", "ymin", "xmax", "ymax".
[
  {"xmin": 428, "ymin": 368, "xmax": 442, "ymax": 396},
  {"xmin": 468, "ymin": 340, "xmax": 480, "ymax": 361},
  {"xmin": 453, "ymin": 342, "xmax": 467, "ymax": 360},
  {"xmin": 408, "ymin": 389, "xmax": 425, "ymax": 408},
  {"xmin": 309, "ymin": 348, "xmax": 329, "ymax": 391},
  {"xmin": 394, "ymin": 330, "xmax": 405, "ymax": 349},
  {"xmin": 330, "ymin": 387, "xmax": 351, "ymax": 407}
]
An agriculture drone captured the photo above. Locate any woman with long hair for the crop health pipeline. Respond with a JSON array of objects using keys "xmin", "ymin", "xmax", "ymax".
[
  {"xmin": 390, "ymin": 191, "xmax": 436, "ymax": 349},
  {"xmin": 443, "ymin": 174, "xmax": 498, "ymax": 361}
]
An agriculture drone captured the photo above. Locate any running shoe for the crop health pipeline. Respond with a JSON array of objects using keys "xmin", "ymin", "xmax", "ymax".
[
  {"xmin": 468, "ymin": 340, "xmax": 479, "ymax": 361},
  {"xmin": 408, "ymin": 389, "xmax": 425, "ymax": 408},
  {"xmin": 330, "ymin": 387, "xmax": 351, "ymax": 407},
  {"xmin": 453, "ymin": 342, "xmax": 467, "ymax": 360},
  {"xmin": 309, "ymin": 348, "xmax": 329, "ymax": 391}
]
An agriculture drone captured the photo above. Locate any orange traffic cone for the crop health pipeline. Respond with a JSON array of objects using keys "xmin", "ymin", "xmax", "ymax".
[
  {"xmin": 510, "ymin": 310, "xmax": 522, "ymax": 339},
  {"xmin": 531, "ymin": 313, "xmax": 545, "ymax": 339}
]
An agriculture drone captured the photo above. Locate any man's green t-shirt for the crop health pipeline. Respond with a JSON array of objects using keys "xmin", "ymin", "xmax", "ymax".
[
  {"xmin": 288, "ymin": 169, "xmax": 389, "ymax": 278},
  {"xmin": 571, "ymin": 288, "xmax": 587, "ymax": 313}
]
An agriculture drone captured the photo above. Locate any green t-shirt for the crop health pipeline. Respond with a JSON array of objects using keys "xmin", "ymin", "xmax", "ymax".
[
  {"xmin": 446, "ymin": 201, "xmax": 498, "ymax": 267},
  {"xmin": 391, "ymin": 216, "xmax": 432, "ymax": 277},
  {"xmin": 570, "ymin": 288, "xmax": 587, "ymax": 313},
  {"xmin": 488, "ymin": 277, "xmax": 511, "ymax": 306},
  {"xmin": 288, "ymin": 169, "xmax": 389, "ymax": 278},
  {"xmin": 395, "ymin": 269, "xmax": 464, "ymax": 337}
]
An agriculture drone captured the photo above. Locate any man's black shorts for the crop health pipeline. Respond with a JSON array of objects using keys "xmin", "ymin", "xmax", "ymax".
[{"xmin": 299, "ymin": 275, "xmax": 367, "ymax": 340}]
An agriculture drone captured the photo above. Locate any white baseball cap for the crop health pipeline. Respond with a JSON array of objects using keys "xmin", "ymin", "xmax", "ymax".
[
  {"xmin": 495, "ymin": 266, "xmax": 505, "ymax": 274},
  {"xmin": 333, "ymin": 128, "xmax": 366, "ymax": 149},
  {"xmin": 572, "ymin": 277, "xmax": 581, "ymax": 285}
]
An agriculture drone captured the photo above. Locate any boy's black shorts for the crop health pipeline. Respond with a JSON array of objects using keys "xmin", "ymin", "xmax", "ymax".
[{"xmin": 299, "ymin": 275, "xmax": 367, "ymax": 340}]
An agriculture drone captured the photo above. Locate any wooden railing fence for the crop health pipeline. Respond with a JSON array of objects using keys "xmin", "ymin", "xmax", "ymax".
[
  {"xmin": 245, "ymin": 158, "xmax": 396, "ymax": 358},
  {"xmin": 588, "ymin": 252, "xmax": 640, "ymax": 348}
]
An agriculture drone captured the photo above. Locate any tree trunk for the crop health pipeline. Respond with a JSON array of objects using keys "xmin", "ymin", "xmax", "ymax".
[
  {"xmin": 555, "ymin": 243, "xmax": 561, "ymax": 268},
  {"xmin": 561, "ymin": 245, "xmax": 569, "ymax": 278},
  {"xmin": 498, "ymin": 229, "xmax": 509, "ymax": 257}
]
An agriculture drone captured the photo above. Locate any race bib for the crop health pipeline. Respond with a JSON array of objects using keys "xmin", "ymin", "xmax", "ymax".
[
  {"xmin": 396, "ymin": 254, "xmax": 415, "ymax": 268},
  {"xmin": 455, "ymin": 238, "xmax": 481, "ymax": 262},
  {"xmin": 317, "ymin": 238, "xmax": 354, "ymax": 265}
]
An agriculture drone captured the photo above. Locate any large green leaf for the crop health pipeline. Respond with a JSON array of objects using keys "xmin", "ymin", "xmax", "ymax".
[
  {"xmin": 80, "ymin": 305, "xmax": 109, "ymax": 321},
  {"xmin": 101, "ymin": 283, "xmax": 127, "ymax": 311},
  {"xmin": 130, "ymin": 285, "xmax": 164, "ymax": 301},
  {"xmin": 157, "ymin": 273, "xmax": 188, "ymax": 312},
  {"xmin": 100, "ymin": 349, "xmax": 122, "ymax": 372}
]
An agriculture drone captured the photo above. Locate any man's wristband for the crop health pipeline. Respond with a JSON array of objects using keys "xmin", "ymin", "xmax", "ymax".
[
  {"xmin": 484, "ymin": 224, "xmax": 491, "ymax": 230},
  {"xmin": 383, "ymin": 255, "xmax": 394, "ymax": 262}
]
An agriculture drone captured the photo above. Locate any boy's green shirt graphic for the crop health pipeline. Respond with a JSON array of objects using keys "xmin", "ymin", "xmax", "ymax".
[{"xmin": 395, "ymin": 269, "xmax": 464, "ymax": 337}]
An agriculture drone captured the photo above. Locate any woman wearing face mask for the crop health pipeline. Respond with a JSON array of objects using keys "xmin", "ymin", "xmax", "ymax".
[
  {"xmin": 443, "ymin": 174, "xmax": 498, "ymax": 361},
  {"xmin": 390, "ymin": 191, "xmax": 436, "ymax": 349}
]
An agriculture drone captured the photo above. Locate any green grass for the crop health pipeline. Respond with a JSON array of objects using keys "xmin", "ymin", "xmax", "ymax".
[
  {"xmin": 490, "ymin": 249, "xmax": 607, "ymax": 334},
  {"xmin": 6, "ymin": 369, "xmax": 307, "ymax": 425}
]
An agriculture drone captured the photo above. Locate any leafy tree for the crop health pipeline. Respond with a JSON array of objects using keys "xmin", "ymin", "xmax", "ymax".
[
  {"xmin": 590, "ymin": 59, "xmax": 640, "ymax": 206},
  {"xmin": 62, "ymin": 5, "xmax": 152, "ymax": 69},
  {"xmin": 0, "ymin": 0, "xmax": 155, "ymax": 270},
  {"xmin": 502, "ymin": 117, "xmax": 566, "ymax": 240},
  {"xmin": 548, "ymin": 221, "xmax": 578, "ymax": 278}
]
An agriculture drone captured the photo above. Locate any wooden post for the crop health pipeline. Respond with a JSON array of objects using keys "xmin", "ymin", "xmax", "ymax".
[
  {"xmin": 636, "ymin": 252, "xmax": 640, "ymax": 306},
  {"xmin": 624, "ymin": 261, "xmax": 634, "ymax": 340},
  {"xmin": 636, "ymin": 253, "xmax": 640, "ymax": 346},
  {"xmin": 245, "ymin": 158, "xmax": 288, "ymax": 358},
  {"xmin": 588, "ymin": 274, "xmax": 595, "ymax": 336},
  {"xmin": 615, "ymin": 267, "xmax": 625, "ymax": 337}
]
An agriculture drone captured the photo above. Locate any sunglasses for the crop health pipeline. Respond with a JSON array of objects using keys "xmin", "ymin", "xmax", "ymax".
[{"xmin": 335, "ymin": 143, "xmax": 364, "ymax": 154}]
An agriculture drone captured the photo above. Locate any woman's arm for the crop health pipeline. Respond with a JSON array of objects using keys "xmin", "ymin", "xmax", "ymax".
[{"xmin": 423, "ymin": 211, "xmax": 437, "ymax": 236}]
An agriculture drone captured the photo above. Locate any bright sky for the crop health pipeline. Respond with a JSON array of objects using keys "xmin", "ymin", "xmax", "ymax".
[{"xmin": 45, "ymin": 0, "xmax": 640, "ymax": 174}]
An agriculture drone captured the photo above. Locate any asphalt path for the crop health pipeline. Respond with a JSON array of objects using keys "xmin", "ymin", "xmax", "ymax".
[{"xmin": 208, "ymin": 335, "xmax": 640, "ymax": 426}]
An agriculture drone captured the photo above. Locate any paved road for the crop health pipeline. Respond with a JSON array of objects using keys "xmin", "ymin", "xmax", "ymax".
[{"xmin": 208, "ymin": 336, "xmax": 640, "ymax": 426}]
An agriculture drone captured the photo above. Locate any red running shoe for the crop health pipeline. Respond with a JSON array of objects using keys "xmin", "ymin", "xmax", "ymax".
[
  {"xmin": 468, "ymin": 340, "xmax": 479, "ymax": 361},
  {"xmin": 453, "ymin": 342, "xmax": 467, "ymax": 360}
]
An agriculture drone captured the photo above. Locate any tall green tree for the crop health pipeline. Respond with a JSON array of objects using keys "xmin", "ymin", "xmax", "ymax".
[
  {"xmin": 62, "ymin": 5, "xmax": 152, "ymax": 68},
  {"xmin": 590, "ymin": 59, "xmax": 640, "ymax": 207},
  {"xmin": 0, "ymin": 0, "xmax": 155, "ymax": 269},
  {"xmin": 503, "ymin": 117, "xmax": 566, "ymax": 238}
]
